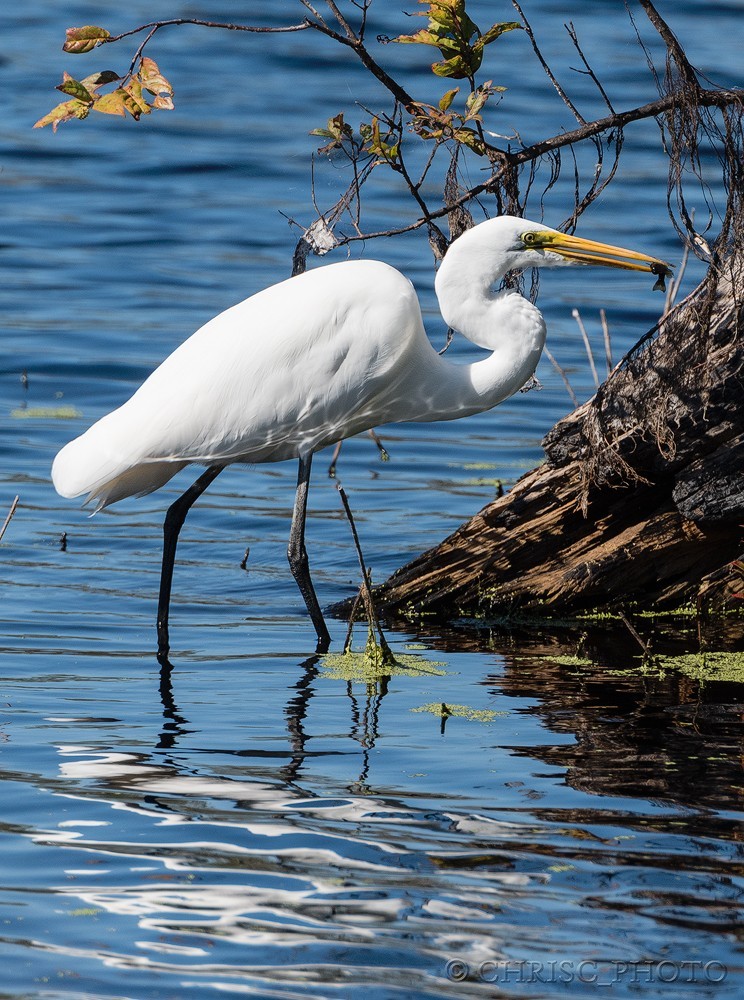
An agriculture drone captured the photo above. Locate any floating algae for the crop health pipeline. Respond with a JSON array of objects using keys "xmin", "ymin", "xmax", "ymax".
[
  {"xmin": 412, "ymin": 702, "xmax": 504, "ymax": 723},
  {"xmin": 320, "ymin": 646, "xmax": 447, "ymax": 684},
  {"xmin": 610, "ymin": 650, "xmax": 744, "ymax": 684},
  {"xmin": 11, "ymin": 406, "xmax": 82, "ymax": 419},
  {"xmin": 654, "ymin": 650, "xmax": 744, "ymax": 684}
]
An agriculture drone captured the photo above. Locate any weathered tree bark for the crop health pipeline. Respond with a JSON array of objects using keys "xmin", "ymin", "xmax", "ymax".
[{"xmin": 361, "ymin": 247, "xmax": 744, "ymax": 621}]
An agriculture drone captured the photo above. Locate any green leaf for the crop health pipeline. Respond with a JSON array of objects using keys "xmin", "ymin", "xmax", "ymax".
[
  {"xmin": 392, "ymin": 2, "xmax": 521, "ymax": 80},
  {"xmin": 431, "ymin": 53, "xmax": 475, "ymax": 78},
  {"xmin": 360, "ymin": 116, "xmax": 399, "ymax": 162},
  {"xmin": 465, "ymin": 90, "xmax": 486, "ymax": 117},
  {"xmin": 56, "ymin": 75, "xmax": 94, "ymax": 104},
  {"xmin": 395, "ymin": 28, "xmax": 446, "ymax": 46},
  {"xmin": 452, "ymin": 126, "xmax": 485, "ymax": 153},
  {"xmin": 474, "ymin": 20, "xmax": 523, "ymax": 52},
  {"xmin": 310, "ymin": 113, "xmax": 352, "ymax": 152},
  {"xmin": 438, "ymin": 87, "xmax": 459, "ymax": 111},
  {"xmin": 62, "ymin": 25, "xmax": 111, "ymax": 54},
  {"xmin": 427, "ymin": 0, "xmax": 478, "ymax": 39}
]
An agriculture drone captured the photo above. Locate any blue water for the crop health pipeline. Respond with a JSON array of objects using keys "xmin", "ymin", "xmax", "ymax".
[{"xmin": 1, "ymin": 1, "xmax": 742, "ymax": 997}]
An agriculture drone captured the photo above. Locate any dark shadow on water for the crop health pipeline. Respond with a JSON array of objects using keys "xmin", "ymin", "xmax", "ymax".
[{"xmin": 395, "ymin": 615, "xmax": 744, "ymax": 820}]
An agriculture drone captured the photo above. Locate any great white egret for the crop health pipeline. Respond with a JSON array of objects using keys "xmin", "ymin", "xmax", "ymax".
[{"xmin": 52, "ymin": 216, "xmax": 671, "ymax": 656}]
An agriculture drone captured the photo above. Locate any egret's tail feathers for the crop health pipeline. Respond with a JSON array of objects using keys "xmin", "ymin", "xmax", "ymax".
[
  {"xmin": 52, "ymin": 432, "xmax": 187, "ymax": 511},
  {"xmin": 90, "ymin": 460, "xmax": 187, "ymax": 510}
]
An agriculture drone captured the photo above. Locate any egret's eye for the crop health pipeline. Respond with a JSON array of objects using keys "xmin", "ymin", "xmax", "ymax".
[{"xmin": 522, "ymin": 231, "xmax": 540, "ymax": 247}]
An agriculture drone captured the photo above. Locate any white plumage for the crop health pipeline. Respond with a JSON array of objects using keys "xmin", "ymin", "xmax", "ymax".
[{"xmin": 52, "ymin": 216, "xmax": 670, "ymax": 655}]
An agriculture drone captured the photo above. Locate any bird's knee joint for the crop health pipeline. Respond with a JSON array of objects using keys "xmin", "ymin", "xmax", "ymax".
[{"xmin": 287, "ymin": 543, "xmax": 309, "ymax": 573}]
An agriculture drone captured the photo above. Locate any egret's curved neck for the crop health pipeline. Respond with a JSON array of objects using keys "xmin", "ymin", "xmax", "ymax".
[{"xmin": 419, "ymin": 239, "xmax": 546, "ymax": 420}]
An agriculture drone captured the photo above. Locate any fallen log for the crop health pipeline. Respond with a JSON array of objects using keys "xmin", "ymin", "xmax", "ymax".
[{"xmin": 362, "ymin": 246, "xmax": 744, "ymax": 621}]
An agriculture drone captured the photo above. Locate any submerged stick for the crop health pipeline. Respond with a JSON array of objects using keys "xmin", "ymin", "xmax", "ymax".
[
  {"xmin": 336, "ymin": 481, "xmax": 395, "ymax": 666},
  {"xmin": 0, "ymin": 496, "xmax": 19, "ymax": 543}
]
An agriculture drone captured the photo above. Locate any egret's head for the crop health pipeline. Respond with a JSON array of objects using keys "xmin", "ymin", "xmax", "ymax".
[
  {"xmin": 436, "ymin": 216, "xmax": 674, "ymax": 304},
  {"xmin": 518, "ymin": 225, "xmax": 673, "ymax": 287}
]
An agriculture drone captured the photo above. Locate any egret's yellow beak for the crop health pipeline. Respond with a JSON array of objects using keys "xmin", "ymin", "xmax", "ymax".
[{"xmin": 524, "ymin": 229, "xmax": 673, "ymax": 280}]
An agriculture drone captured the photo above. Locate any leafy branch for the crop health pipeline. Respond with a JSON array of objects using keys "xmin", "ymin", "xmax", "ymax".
[
  {"xmin": 391, "ymin": 0, "xmax": 521, "ymax": 81},
  {"xmin": 34, "ymin": 1, "xmax": 743, "ymax": 267}
]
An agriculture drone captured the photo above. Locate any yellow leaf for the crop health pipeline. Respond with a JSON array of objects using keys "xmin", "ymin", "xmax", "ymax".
[
  {"xmin": 125, "ymin": 79, "xmax": 152, "ymax": 115},
  {"xmin": 92, "ymin": 90, "xmax": 127, "ymax": 117},
  {"xmin": 33, "ymin": 99, "xmax": 89, "ymax": 130},
  {"xmin": 139, "ymin": 57, "xmax": 173, "ymax": 98}
]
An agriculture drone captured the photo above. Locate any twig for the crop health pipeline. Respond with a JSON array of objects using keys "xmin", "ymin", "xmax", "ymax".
[
  {"xmin": 565, "ymin": 22, "xmax": 615, "ymax": 113},
  {"xmin": 600, "ymin": 309, "xmax": 612, "ymax": 375},
  {"xmin": 327, "ymin": 429, "xmax": 388, "ymax": 478},
  {"xmin": 638, "ymin": 0, "xmax": 700, "ymax": 90},
  {"xmin": 336, "ymin": 481, "xmax": 394, "ymax": 665},
  {"xmin": 323, "ymin": 0, "xmax": 357, "ymax": 42},
  {"xmin": 663, "ymin": 241, "xmax": 690, "ymax": 316},
  {"xmin": 512, "ymin": 0, "xmax": 586, "ymax": 125},
  {"xmin": 572, "ymin": 308, "xmax": 599, "ymax": 388},
  {"xmin": 343, "ymin": 586, "xmax": 364, "ymax": 653},
  {"xmin": 619, "ymin": 609, "xmax": 653, "ymax": 658},
  {"xmin": 544, "ymin": 347, "xmax": 578, "ymax": 407},
  {"xmin": 328, "ymin": 440, "xmax": 343, "ymax": 478},
  {"xmin": 105, "ymin": 17, "xmax": 313, "ymax": 44},
  {"xmin": 0, "ymin": 496, "xmax": 19, "ymax": 543}
]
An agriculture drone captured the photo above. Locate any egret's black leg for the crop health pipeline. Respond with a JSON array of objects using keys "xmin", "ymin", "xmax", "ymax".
[
  {"xmin": 288, "ymin": 454, "xmax": 331, "ymax": 653},
  {"xmin": 157, "ymin": 464, "xmax": 224, "ymax": 660}
]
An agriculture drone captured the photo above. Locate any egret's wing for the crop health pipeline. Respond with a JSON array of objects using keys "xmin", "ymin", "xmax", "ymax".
[{"xmin": 52, "ymin": 260, "xmax": 426, "ymax": 508}]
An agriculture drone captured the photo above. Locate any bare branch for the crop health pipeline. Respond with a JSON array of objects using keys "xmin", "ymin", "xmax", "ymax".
[
  {"xmin": 565, "ymin": 22, "xmax": 615, "ymax": 114},
  {"xmin": 511, "ymin": 0, "xmax": 586, "ymax": 125},
  {"xmin": 298, "ymin": 1, "xmax": 327, "ymax": 28},
  {"xmin": 105, "ymin": 17, "xmax": 313, "ymax": 45},
  {"xmin": 323, "ymin": 0, "xmax": 357, "ymax": 41},
  {"xmin": 638, "ymin": 0, "xmax": 700, "ymax": 91}
]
